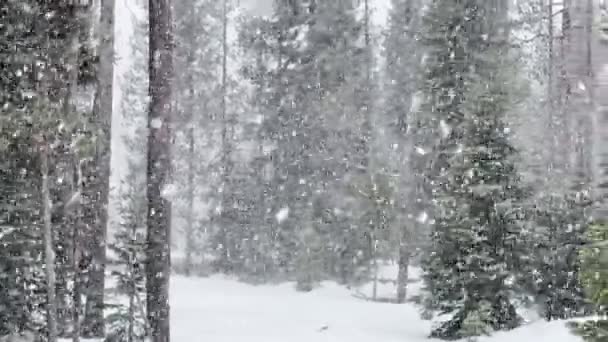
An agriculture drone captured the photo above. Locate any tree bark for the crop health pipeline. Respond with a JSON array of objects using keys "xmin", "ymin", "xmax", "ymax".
[
  {"xmin": 360, "ymin": 0, "xmax": 371, "ymax": 173},
  {"xmin": 146, "ymin": 0, "xmax": 174, "ymax": 341},
  {"xmin": 562, "ymin": 0, "xmax": 594, "ymax": 194},
  {"xmin": 593, "ymin": 0, "xmax": 608, "ymax": 220},
  {"xmin": 396, "ymin": 230, "xmax": 410, "ymax": 304},
  {"xmin": 184, "ymin": 123, "xmax": 195, "ymax": 276},
  {"xmin": 83, "ymin": 0, "xmax": 115, "ymax": 337},
  {"xmin": 183, "ymin": 32, "xmax": 196, "ymax": 276},
  {"xmin": 218, "ymin": 0, "xmax": 233, "ymax": 272},
  {"xmin": 41, "ymin": 143, "xmax": 58, "ymax": 342}
]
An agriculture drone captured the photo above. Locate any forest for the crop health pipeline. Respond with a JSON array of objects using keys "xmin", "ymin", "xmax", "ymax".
[{"xmin": 0, "ymin": 0, "xmax": 607, "ymax": 341}]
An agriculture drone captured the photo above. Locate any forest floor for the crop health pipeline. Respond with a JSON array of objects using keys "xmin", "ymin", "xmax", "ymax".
[{"xmin": 168, "ymin": 265, "xmax": 582, "ymax": 342}]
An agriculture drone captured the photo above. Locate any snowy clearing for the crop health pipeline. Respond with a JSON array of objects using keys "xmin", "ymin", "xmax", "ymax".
[{"xmin": 169, "ymin": 267, "xmax": 582, "ymax": 342}]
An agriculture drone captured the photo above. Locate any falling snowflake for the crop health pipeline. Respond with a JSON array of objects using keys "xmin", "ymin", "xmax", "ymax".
[
  {"xmin": 439, "ymin": 120, "xmax": 451, "ymax": 138},
  {"xmin": 577, "ymin": 81, "xmax": 586, "ymax": 92},
  {"xmin": 416, "ymin": 211, "xmax": 428, "ymax": 224},
  {"xmin": 275, "ymin": 207, "xmax": 290, "ymax": 223},
  {"xmin": 415, "ymin": 146, "xmax": 427, "ymax": 155},
  {"xmin": 161, "ymin": 183, "xmax": 177, "ymax": 200},
  {"xmin": 151, "ymin": 118, "xmax": 163, "ymax": 129}
]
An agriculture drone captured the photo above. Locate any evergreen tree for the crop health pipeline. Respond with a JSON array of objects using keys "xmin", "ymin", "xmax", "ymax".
[
  {"xmin": 237, "ymin": 0, "xmax": 370, "ymax": 286},
  {"xmin": 105, "ymin": 8, "xmax": 149, "ymax": 341},
  {"xmin": 106, "ymin": 176, "xmax": 147, "ymax": 342},
  {"xmin": 1, "ymin": 2, "xmax": 96, "ymax": 339},
  {"xmin": 420, "ymin": 1, "xmax": 528, "ymax": 339},
  {"xmin": 572, "ymin": 223, "xmax": 608, "ymax": 342},
  {"xmin": 528, "ymin": 194, "xmax": 591, "ymax": 320},
  {"xmin": 173, "ymin": 0, "xmax": 223, "ymax": 275}
]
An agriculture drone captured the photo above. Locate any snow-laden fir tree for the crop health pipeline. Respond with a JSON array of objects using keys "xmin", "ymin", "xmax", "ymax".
[
  {"xmin": 1, "ymin": 2, "xmax": 97, "ymax": 340},
  {"xmin": 571, "ymin": 223, "xmax": 608, "ymax": 342},
  {"xmin": 105, "ymin": 7, "xmax": 148, "ymax": 342},
  {"xmin": 420, "ymin": 0, "xmax": 529, "ymax": 339},
  {"xmin": 237, "ymin": 0, "xmax": 371, "ymax": 286},
  {"xmin": 527, "ymin": 194, "xmax": 591, "ymax": 320},
  {"xmin": 0, "ymin": 4, "xmax": 47, "ymax": 335},
  {"xmin": 106, "ymin": 175, "xmax": 147, "ymax": 342},
  {"xmin": 173, "ymin": 0, "xmax": 224, "ymax": 275}
]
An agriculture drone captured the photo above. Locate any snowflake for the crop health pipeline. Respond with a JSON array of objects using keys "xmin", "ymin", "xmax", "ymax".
[
  {"xmin": 151, "ymin": 118, "xmax": 163, "ymax": 129},
  {"xmin": 275, "ymin": 207, "xmax": 289, "ymax": 223}
]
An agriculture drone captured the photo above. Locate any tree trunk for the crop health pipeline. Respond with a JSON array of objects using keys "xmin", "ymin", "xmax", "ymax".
[
  {"xmin": 127, "ymin": 260, "xmax": 135, "ymax": 342},
  {"xmin": 183, "ymin": 34, "xmax": 196, "ymax": 276},
  {"xmin": 396, "ymin": 230, "xmax": 410, "ymax": 304},
  {"xmin": 592, "ymin": 0, "xmax": 608, "ymax": 220},
  {"xmin": 547, "ymin": 0, "xmax": 558, "ymax": 180},
  {"xmin": 361, "ymin": 0, "xmax": 371, "ymax": 172},
  {"xmin": 83, "ymin": 0, "xmax": 115, "ymax": 337},
  {"xmin": 41, "ymin": 143, "xmax": 58, "ymax": 342},
  {"xmin": 146, "ymin": 0, "xmax": 174, "ymax": 341},
  {"xmin": 217, "ymin": 0, "xmax": 233, "ymax": 272},
  {"xmin": 72, "ymin": 161, "xmax": 86, "ymax": 342},
  {"xmin": 62, "ymin": 8, "xmax": 84, "ymax": 341},
  {"xmin": 562, "ymin": 0, "xmax": 594, "ymax": 194},
  {"xmin": 184, "ymin": 124, "xmax": 195, "ymax": 276}
]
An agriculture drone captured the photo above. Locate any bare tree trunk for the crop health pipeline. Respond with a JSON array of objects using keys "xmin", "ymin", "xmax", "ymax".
[
  {"xmin": 371, "ymin": 237, "xmax": 378, "ymax": 301},
  {"xmin": 72, "ymin": 161, "xmax": 86, "ymax": 342},
  {"xmin": 41, "ymin": 143, "xmax": 58, "ymax": 342},
  {"xmin": 562, "ymin": 0, "xmax": 595, "ymax": 194},
  {"xmin": 83, "ymin": 0, "xmax": 115, "ymax": 337},
  {"xmin": 547, "ymin": 0, "xmax": 558, "ymax": 180},
  {"xmin": 72, "ymin": 245, "xmax": 82, "ymax": 342},
  {"xmin": 361, "ymin": 0, "xmax": 371, "ymax": 172},
  {"xmin": 62, "ymin": 8, "xmax": 84, "ymax": 342},
  {"xmin": 184, "ymin": 123, "xmax": 195, "ymax": 276},
  {"xmin": 146, "ymin": 0, "xmax": 174, "ymax": 341},
  {"xmin": 396, "ymin": 228, "xmax": 410, "ymax": 304},
  {"xmin": 593, "ymin": 0, "xmax": 608, "ymax": 220},
  {"xmin": 218, "ymin": 0, "xmax": 233, "ymax": 272},
  {"xmin": 183, "ymin": 37, "xmax": 196, "ymax": 276},
  {"xmin": 220, "ymin": 0, "xmax": 229, "ymax": 199},
  {"xmin": 127, "ymin": 257, "xmax": 135, "ymax": 342}
]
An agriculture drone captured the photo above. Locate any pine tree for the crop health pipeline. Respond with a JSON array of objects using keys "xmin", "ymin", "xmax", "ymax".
[
  {"xmin": 105, "ymin": 7, "xmax": 149, "ymax": 341},
  {"xmin": 528, "ymin": 194, "xmax": 591, "ymax": 320},
  {"xmin": 173, "ymin": 0, "xmax": 224, "ymax": 275},
  {"xmin": 106, "ymin": 176, "xmax": 147, "ymax": 342},
  {"xmin": 1, "ymin": 2, "xmax": 96, "ymax": 340},
  {"xmin": 572, "ymin": 223, "xmax": 608, "ymax": 342},
  {"xmin": 348, "ymin": 172, "xmax": 396, "ymax": 300},
  {"xmin": 420, "ymin": 1, "xmax": 528, "ymax": 339}
]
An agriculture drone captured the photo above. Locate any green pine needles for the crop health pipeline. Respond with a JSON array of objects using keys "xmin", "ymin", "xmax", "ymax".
[
  {"xmin": 420, "ymin": 0, "xmax": 527, "ymax": 339},
  {"xmin": 572, "ymin": 223, "xmax": 608, "ymax": 342}
]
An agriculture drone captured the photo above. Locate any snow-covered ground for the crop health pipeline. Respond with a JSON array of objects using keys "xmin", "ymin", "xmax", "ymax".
[{"xmin": 169, "ymin": 266, "xmax": 582, "ymax": 342}]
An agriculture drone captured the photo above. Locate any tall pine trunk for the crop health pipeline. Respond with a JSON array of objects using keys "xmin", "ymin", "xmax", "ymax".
[
  {"xmin": 182, "ymin": 33, "xmax": 196, "ymax": 275},
  {"xmin": 63, "ymin": 7, "xmax": 84, "ymax": 341},
  {"xmin": 41, "ymin": 142, "xmax": 58, "ymax": 342},
  {"xmin": 396, "ymin": 230, "xmax": 410, "ymax": 303},
  {"xmin": 592, "ymin": 0, "xmax": 608, "ymax": 219},
  {"xmin": 146, "ymin": 0, "xmax": 174, "ymax": 341},
  {"xmin": 562, "ymin": 0, "xmax": 594, "ymax": 194},
  {"xmin": 218, "ymin": 0, "xmax": 232, "ymax": 272},
  {"xmin": 184, "ymin": 123, "xmax": 195, "ymax": 276},
  {"xmin": 83, "ymin": 0, "xmax": 115, "ymax": 337},
  {"xmin": 391, "ymin": 0, "xmax": 422, "ymax": 306},
  {"xmin": 361, "ymin": 0, "xmax": 371, "ymax": 172}
]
